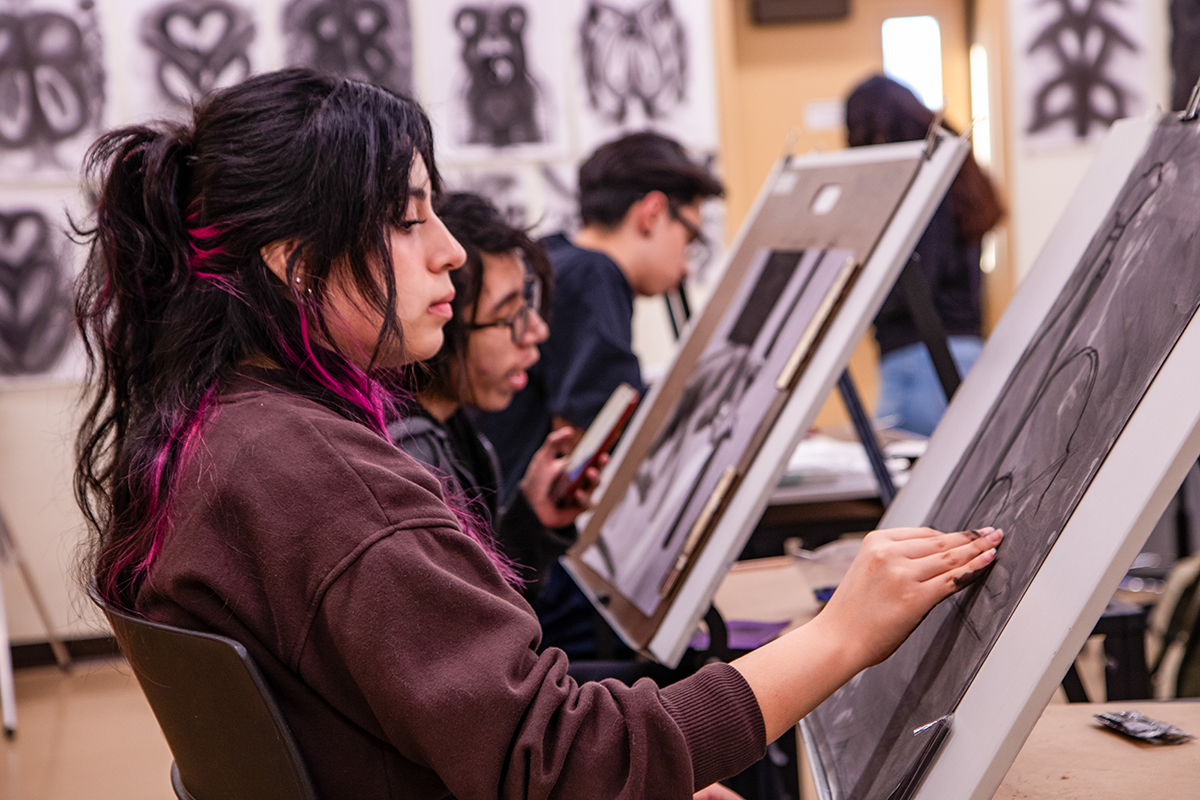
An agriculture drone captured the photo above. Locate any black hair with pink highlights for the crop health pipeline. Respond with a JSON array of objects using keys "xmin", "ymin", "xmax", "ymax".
[{"xmin": 75, "ymin": 69, "xmax": 516, "ymax": 607}]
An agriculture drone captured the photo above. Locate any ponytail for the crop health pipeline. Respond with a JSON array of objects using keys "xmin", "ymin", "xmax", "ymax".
[
  {"xmin": 77, "ymin": 125, "xmax": 244, "ymax": 606},
  {"xmin": 76, "ymin": 70, "xmax": 520, "ymax": 608}
]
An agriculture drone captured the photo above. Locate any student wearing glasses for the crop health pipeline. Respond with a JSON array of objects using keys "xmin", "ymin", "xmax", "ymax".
[
  {"xmin": 389, "ymin": 192, "xmax": 599, "ymax": 601},
  {"xmin": 481, "ymin": 131, "xmax": 719, "ymax": 505},
  {"xmin": 479, "ymin": 132, "xmax": 722, "ymax": 658}
]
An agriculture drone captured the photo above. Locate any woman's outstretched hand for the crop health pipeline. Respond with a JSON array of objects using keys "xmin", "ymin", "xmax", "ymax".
[
  {"xmin": 819, "ymin": 526, "xmax": 1003, "ymax": 667},
  {"xmin": 732, "ymin": 526, "xmax": 1003, "ymax": 743}
]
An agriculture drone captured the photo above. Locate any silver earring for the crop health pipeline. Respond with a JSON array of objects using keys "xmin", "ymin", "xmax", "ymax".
[{"xmin": 294, "ymin": 276, "xmax": 302, "ymax": 284}]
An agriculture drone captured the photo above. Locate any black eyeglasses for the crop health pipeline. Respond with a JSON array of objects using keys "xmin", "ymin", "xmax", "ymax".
[
  {"xmin": 668, "ymin": 201, "xmax": 712, "ymax": 267},
  {"xmin": 465, "ymin": 275, "xmax": 543, "ymax": 344}
]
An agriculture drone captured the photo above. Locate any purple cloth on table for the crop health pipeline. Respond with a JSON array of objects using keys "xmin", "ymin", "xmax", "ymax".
[{"xmin": 689, "ymin": 619, "xmax": 790, "ymax": 652}]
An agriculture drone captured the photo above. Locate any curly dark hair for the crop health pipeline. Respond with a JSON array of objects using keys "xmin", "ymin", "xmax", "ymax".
[
  {"xmin": 845, "ymin": 75, "xmax": 1005, "ymax": 244},
  {"xmin": 74, "ymin": 69, "xmax": 522, "ymax": 606}
]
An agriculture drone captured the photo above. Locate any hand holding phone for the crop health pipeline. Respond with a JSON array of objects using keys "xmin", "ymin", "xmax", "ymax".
[{"xmin": 550, "ymin": 383, "xmax": 640, "ymax": 506}]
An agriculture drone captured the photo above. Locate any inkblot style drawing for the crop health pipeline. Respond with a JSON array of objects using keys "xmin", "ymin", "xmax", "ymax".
[
  {"xmin": 0, "ymin": 209, "xmax": 73, "ymax": 376},
  {"xmin": 283, "ymin": 0, "xmax": 413, "ymax": 95},
  {"xmin": 0, "ymin": 2, "xmax": 105, "ymax": 164},
  {"xmin": 140, "ymin": 1, "xmax": 255, "ymax": 108},
  {"xmin": 1026, "ymin": 0, "xmax": 1139, "ymax": 139},
  {"xmin": 453, "ymin": 4, "xmax": 543, "ymax": 147},
  {"xmin": 580, "ymin": 0, "xmax": 687, "ymax": 124}
]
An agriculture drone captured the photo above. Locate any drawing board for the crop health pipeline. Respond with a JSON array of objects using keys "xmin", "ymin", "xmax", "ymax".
[
  {"xmin": 802, "ymin": 112, "xmax": 1200, "ymax": 800},
  {"xmin": 563, "ymin": 131, "xmax": 971, "ymax": 665}
]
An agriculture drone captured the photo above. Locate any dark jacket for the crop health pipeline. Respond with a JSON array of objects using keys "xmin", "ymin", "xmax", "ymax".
[{"xmin": 873, "ymin": 196, "xmax": 983, "ymax": 355}]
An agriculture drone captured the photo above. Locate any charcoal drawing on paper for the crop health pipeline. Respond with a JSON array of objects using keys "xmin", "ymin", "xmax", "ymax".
[
  {"xmin": 139, "ymin": 0, "xmax": 256, "ymax": 109},
  {"xmin": 452, "ymin": 3, "xmax": 544, "ymax": 147},
  {"xmin": 0, "ymin": 1, "xmax": 105, "ymax": 175},
  {"xmin": 581, "ymin": 248, "xmax": 856, "ymax": 616},
  {"xmin": 0, "ymin": 208, "xmax": 73, "ymax": 376},
  {"xmin": 580, "ymin": 0, "xmax": 687, "ymax": 125},
  {"xmin": 806, "ymin": 117, "xmax": 1200, "ymax": 800},
  {"xmin": 1025, "ymin": 0, "xmax": 1139, "ymax": 140},
  {"xmin": 283, "ymin": 0, "xmax": 413, "ymax": 95}
]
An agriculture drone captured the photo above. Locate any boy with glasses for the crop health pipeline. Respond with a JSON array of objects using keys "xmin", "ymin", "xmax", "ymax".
[
  {"xmin": 479, "ymin": 131, "xmax": 723, "ymax": 658},
  {"xmin": 389, "ymin": 192, "xmax": 600, "ymax": 600}
]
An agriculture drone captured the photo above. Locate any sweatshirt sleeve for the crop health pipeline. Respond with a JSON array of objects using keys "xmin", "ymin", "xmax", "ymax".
[{"xmin": 297, "ymin": 522, "xmax": 766, "ymax": 799}]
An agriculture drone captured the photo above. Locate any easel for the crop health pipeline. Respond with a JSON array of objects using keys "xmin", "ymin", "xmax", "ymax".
[
  {"xmin": 0, "ymin": 502, "xmax": 72, "ymax": 737},
  {"xmin": 838, "ymin": 120, "xmax": 966, "ymax": 507},
  {"xmin": 837, "ymin": 252, "xmax": 963, "ymax": 507}
]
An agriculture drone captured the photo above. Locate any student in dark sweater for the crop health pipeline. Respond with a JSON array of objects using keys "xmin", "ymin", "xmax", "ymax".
[
  {"xmin": 480, "ymin": 132, "xmax": 722, "ymax": 504},
  {"xmin": 479, "ymin": 133, "xmax": 724, "ymax": 658},
  {"xmin": 388, "ymin": 191, "xmax": 592, "ymax": 602},
  {"xmin": 845, "ymin": 75, "xmax": 1005, "ymax": 436},
  {"xmin": 74, "ymin": 69, "xmax": 1004, "ymax": 800}
]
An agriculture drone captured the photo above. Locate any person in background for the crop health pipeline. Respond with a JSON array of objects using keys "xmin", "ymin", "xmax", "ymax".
[
  {"xmin": 846, "ymin": 75, "xmax": 1005, "ymax": 437},
  {"xmin": 74, "ymin": 68, "xmax": 1003, "ymax": 800},
  {"xmin": 478, "ymin": 131, "xmax": 723, "ymax": 659},
  {"xmin": 389, "ymin": 191, "xmax": 595, "ymax": 601},
  {"xmin": 480, "ymin": 131, "xmax": 722, "ymax": 503}
]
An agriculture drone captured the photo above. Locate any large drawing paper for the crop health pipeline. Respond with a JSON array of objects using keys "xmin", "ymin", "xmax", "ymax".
[
  {"xmin": 582, "ymin": 247, "xmax": 856, "ymax": 615},
  {"xmin": 116, "ymin": 0, "xmax": 271, "ymax": 124},
  {"xmin": 0, "ymin": 185, "xmax": 88, "ymax": 385},
  {"xmin": 804, "ymin": 113, "xmax": 1200, "ymax": 800},
  {"xmin": 563, "ymin": 0, "xmax": 720, "ymax": 154},
  {"xmin": 415, "ymin": 0, "xmax": 570, "ymax": 162}
]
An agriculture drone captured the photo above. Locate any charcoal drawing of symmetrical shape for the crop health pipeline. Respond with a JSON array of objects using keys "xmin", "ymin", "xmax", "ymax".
[
  {"xmin": 283, "ymin": 0, "xmax": 413, "ymax": 95},
  {"xmin": 140, "ymin": 0, "xmax": 255, "ymax": 108},
  {"xmin": 584, "ymin": 248, "xmax": 856, "ymax": 615},
  {"xmin": 453, "ymin": 4, "xmax": 543, "ymax": 147},
  {"xmin": 1026, "ymin": 0, "xmax": 1139, "ymax": 139},
  {"xmin": 580, "ymin": 0, "xmax": 687, "ymax": 124},
  {"xmin": 0, "ymin": 209, "xmax": 73, "ymax": 376},
  {"xmin": 806, "ymin": 117, "xmax": 1200, "ymax": 800},
  {"xmin": 0, "ymin": 3, "xmax": 105, "ymax": 167}
]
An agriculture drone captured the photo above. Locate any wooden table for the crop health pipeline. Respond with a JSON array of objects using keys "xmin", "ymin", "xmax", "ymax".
[
  {"xmin": 994, "ymin": 700, "xmax": 1199, "ymax": 799},
  {"xmin": 712, "ymin": 556, "xmax": 1193, "ymax": 799}
]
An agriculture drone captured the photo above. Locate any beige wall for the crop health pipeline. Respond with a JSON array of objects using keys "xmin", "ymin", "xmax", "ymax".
[
  {"xmin": 0, "ymin": 382, "xmax": 104, "ymax": 642},
  {"xmin": 712, "ymin": 0, "xmax": 995, "ymax": 426}
]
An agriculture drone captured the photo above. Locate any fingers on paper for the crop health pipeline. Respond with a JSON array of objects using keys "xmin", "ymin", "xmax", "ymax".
[{"xmin": 912, "ymin": 528, "xmax": 1002, "ymax": 584}]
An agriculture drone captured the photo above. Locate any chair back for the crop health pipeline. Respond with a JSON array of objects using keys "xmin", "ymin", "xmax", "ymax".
[{"xmin": 89, "ymin": 585, "xmax": 318, "ymax": 800}]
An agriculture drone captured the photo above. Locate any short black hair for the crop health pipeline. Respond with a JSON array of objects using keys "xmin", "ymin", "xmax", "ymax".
[
  {"xmin": 577, "ymin": 131, "xmax": 723, "ymax": 228},
  {"xmin": 417, "ymin": 192, "xmax": 553, "ymax": 401}
]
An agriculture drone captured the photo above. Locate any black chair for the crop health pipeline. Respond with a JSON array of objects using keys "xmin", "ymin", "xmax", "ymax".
[{"xmin": 88, "ymin": 584, "xmax": 318, "ymax": 800}]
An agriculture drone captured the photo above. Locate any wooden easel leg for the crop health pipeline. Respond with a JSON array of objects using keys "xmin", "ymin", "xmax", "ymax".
[
  {"xmin": 0, "ymin": 510, "xmax": 71, "ymax": 672},
  {"xmin": 13, "ymin": 558, "xmax": 70, "ymax": 670}
]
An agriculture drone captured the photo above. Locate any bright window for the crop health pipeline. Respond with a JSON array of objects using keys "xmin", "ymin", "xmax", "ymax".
[{"xmin": 881, "ymin": 16, "xmax": 944, "ymax": 110}]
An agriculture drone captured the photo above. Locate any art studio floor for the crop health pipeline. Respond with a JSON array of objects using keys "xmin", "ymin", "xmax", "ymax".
[
  {"xmin": 0, "ymin": 642, "xmax": 1111, "ymax": 800},
  {"xmin": 0, "ymin": 658, "xmax": 171, "ymax": 800}
]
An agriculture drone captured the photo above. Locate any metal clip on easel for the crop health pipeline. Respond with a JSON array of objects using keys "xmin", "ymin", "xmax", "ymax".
[
  {"xmin": 922, "ymin": 108, "xmax": 947, "ymax": 159},
  {"xmin": 1183, "ymin": 77, "xmax": 1200, "ymax": 123}
]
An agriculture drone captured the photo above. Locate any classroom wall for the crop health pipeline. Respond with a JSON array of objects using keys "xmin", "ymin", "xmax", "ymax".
[
  {"xmin": 710, "ymin": 0, "xmax": 986, "ymax": 427},
  {"xmin": 0, "ymin": 0, "xmax": 1177, "ymax": 644},
  {"xmin": 0, "ymin": 382, "xmax": 103, "ymax": 642}
]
